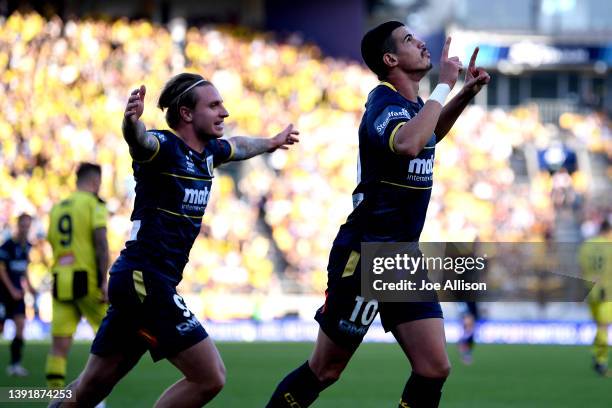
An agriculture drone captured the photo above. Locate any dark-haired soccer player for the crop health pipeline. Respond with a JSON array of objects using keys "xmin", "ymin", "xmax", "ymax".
[
  {"xmin": 51, "ymin": 73, "xmax": 299, "ymax": 407},
  {"xmin": 267, "ymin": 21, "xmax": 490, "ymax": 408},
  {"xmin": 0, "ymin": 213, "xmax": 36, "ymax": 376},
  {"xmin": 46, "ymin": 163, "xmax": 109, "ymax": 389}
]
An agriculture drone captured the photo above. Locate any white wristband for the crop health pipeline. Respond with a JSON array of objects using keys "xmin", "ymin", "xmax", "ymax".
[{"xmin": 428, "ymin": 83, "xmax": 451, "ymax": 106}]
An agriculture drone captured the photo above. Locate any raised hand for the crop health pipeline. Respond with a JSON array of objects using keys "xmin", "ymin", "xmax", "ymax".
[
  {"xmin": 268, "ymin": 124, "xmax": 300, "ymax": 152},
  {"xmin": 438, "ymin": 37, "xmax": 463, "ymax": 89},
  {"xmin": 463, "ymin": 47, "xmax": 491, "ymax": 96},
  {"xmin": 125, "ymin": 85, "xmax": 146, "ymax": 125}
]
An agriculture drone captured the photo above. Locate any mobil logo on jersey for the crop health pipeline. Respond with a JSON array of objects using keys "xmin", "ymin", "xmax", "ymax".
[
  {"xmin": 408, "ymin": 154, "xmax": 434, "ymax": 175},
  {"xmin": 406, "ymin": 142, "xmax": 435, "ymax": 184},
  {"xmin": 182, "ymin": 186, "xmax": 210, "ymax": 211}
]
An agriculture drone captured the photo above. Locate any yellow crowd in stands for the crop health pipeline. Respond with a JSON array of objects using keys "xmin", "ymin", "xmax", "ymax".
[{"xmin": 0, "ymin": 13, "xmax": 609, "ymax": 320}]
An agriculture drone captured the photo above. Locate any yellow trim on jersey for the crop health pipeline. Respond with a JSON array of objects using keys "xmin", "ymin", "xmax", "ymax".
[
  {"xmin": 160, "ymin": 172, "xmax": 212, "ymax": 181},
  {"xmin": 342, "ymin": 251, "xmax": 361, "ymax": 278},
  {"xmin": 156, "ymin": 207, "xmax": 204, "ymax": 219},
  {"xmin": 388, "ymin": 122, "xmax": 406, "ymax": 153},
  {"xmin": 381, "ymin": 180, "xmax": 432, "ymax": 190},
  {"xmin": 226, "ymin": 138, "xmax": 236, "ymax": 161},
  {"xmin": 380, "ymin": 81, "xmax": 397, "ymax": 92},
  {"xmin": 133, "ymin": 137, "xmax": 161, "ymax": 164},
  {"xmin": 133, "ymin": 270, "xmax": 146, "ymax": 302}
]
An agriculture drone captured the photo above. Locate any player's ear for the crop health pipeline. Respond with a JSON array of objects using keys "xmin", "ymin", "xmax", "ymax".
[
  {"xmin": 383, "ymin": 52, "xmax": 398, "ymax": 68},
  {"xmin": 179, "ymin": 106, "xmax": 192, "ymax": 123}
]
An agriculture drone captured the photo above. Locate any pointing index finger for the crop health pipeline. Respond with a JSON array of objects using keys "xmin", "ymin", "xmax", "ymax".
[
  {"xmin": 442, "ymin": 36, "xmax": 451, "ymax": 59},
  {"xmin": 469, "ymin": 46, "xmax": 479, "ymax": 69}
]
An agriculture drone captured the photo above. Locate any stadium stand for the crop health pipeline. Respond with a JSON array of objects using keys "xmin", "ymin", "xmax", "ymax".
[{"xmin": 0, "ymin": 12, "xmax": 609, "ymax": 321}]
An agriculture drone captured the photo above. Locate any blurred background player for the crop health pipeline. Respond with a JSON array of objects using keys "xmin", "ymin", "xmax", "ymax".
[
  {"xmin": 51, "ymin": 73, "xmax": 299, "ymax": 407},
  {"xmin": 267, "ymin": 21, "xmax": 489, "ymax": 408},
  {"xmin": 579, "ymin": 219, "xmax": 612, "ymax": 376},
  {"xmin": 444, "ymin": 242, "xmax": 482, "ymax": 365},
  {"xmin": 0, "ymin": 213, "xmax": 37, "ymax": 376},
  {"xmin": 458, "ymin": 301, "xmax": 479, "ymax": 365},
  {"xmin": 45, "ymin": 163, "xmax": 109, "ymax": 389}
]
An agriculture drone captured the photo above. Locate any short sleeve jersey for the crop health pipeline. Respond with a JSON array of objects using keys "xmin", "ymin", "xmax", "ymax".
[
  {"xmin": 0, "ymin": 238, "xmax": 31, "ymax": 290},
  {"xmin": 115, "ymin": 129, "xmax": 233, "ymax": 285},
  {"xmin": 335, "ymin": 82, "xmax": 436, "ymax": 247},
  {"xmin": 48, "ymin": 191, "xmax": 108, "ymax": 278},
  {"xmin": 578, "ymin": 235, "xmax": 612, "ymax": 302}
]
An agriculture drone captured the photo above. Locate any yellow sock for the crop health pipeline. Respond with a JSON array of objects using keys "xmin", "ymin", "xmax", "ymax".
[
  {"xmin": 46, "ymin": 354, "xmax": 67, "ymax": 389},
  {"xmin": 593, "ymin": 325, "xmax": 609, "ymax": 366}
]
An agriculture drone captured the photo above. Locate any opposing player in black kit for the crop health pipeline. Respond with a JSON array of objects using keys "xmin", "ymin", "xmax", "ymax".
[
  {"xmin": 267, "ymin": 21, "xmax": 490, "ymax": 408},
  {"xmin": 51, "ymin": 73, "xmax": 299, "ymax": 407},
  {"xmin": 0, "ymin": 213, "xmax": 37, "ymax": 377}
]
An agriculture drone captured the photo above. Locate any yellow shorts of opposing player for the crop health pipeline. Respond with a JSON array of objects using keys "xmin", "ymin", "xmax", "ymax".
[
  {"xmin": 51, "ymin": 295, "xmax": 107, "ymax": 337},
  {"xmin": 590, "ymin": 301, "xmax": 612, "ymax": 325}
]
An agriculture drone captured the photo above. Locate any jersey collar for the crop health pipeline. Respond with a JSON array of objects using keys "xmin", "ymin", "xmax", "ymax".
[{"xmin": 379, "ymin": 81, "xmax": 397, "ymax": 92}]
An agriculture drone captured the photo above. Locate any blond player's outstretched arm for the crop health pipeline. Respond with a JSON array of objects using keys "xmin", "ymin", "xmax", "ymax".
[
  {"xmin": 122, "ymin": 85, "xmax": 159, "ymax": 160},
  {"xmin": 228, "ymin": 124, "xmax": 300, "ymax": 161}
]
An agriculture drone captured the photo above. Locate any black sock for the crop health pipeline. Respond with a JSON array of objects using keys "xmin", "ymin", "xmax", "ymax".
[
  {"xmin": 399, "ymin": 372, "xmax": 447, "ymax": 408},
  {"xmin": 10, "ymin": 337, "xmax": 24, "ymax": 365},
  {"xmin": 266, "ymin": 361, "xmax": 329, "ymax": 408}
]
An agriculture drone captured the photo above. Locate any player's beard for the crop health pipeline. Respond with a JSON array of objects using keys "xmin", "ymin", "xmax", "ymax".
[
  {"xmin": 404, "ymin": 62, "xmax": 432, "ymax": 81},
  {"xmin": 406, "ymin": 61, "xmax": 433, "ymax": 74}
]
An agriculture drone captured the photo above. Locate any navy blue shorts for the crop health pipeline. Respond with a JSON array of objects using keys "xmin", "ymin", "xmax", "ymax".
[
  {"xmin": 0, "ymin": 289, "xmax": 26, "ymax": 324},
  {"xmin": 315, "ymin": 245, "xmax": 443, "ymax": 351},
  {"xmin": 91, "ymin": 267, "xmax": 208, "ymax": 362}
]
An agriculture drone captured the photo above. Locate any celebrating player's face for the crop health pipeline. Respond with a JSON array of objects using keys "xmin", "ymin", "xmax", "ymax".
[
  {"xmin": 389, "ymin": 26, "xmax": 432, "ymax": 74},
  {"xmin": 190, "ymin": 85, "xmax": 229, "ymax": 140}
]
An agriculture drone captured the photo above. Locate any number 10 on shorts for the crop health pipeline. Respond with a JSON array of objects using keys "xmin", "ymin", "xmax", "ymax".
[{"xmin": 349, "ymin": 296, "xmax": 378, "ymax": 326}]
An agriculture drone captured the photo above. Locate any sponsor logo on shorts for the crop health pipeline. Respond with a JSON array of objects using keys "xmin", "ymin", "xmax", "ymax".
[
  {"xmin": 283, "ymin": 393, "xmax": 302, "ymax": 408},
  {"xmin": 338, "ymin": 319, "xmax": 368, "ymax": 337},
  {"xmin": 176, "ymin": 315, "xmax": 201, "ymax": 334}
]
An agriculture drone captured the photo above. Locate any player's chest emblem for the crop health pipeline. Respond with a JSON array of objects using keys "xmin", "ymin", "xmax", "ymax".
[{"xmin": 206, "ymin": 156, "xmax": 214, "ymax": 177}]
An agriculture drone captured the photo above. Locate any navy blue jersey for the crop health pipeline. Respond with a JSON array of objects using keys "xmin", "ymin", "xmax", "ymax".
[
  {"xmin": 0, "ymin": 238, "xmax": 31, "ymax": 290},
  {"xmin": 335, "ymin": 82, "xmax": 436, "ymax": 247},
  {"xmin": 114, "ymin": 129, "xmax": 233, "ymax": 285}
]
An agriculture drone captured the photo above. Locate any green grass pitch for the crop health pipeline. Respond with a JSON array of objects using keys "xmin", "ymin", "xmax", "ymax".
[{"xmin": 0, "ymin": 341, "xmax": 610, "ymax": 407}]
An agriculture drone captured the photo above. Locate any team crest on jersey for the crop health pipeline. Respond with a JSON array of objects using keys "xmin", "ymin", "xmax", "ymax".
[{"xmin": 206, "ymin": 156, "xmax": 214, "ymax": 176}]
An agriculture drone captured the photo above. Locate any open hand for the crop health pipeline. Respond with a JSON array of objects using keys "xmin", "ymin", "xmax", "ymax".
[{"xmin": 125, "ymin": 85, "xmax": 146, "ymax": 125}]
